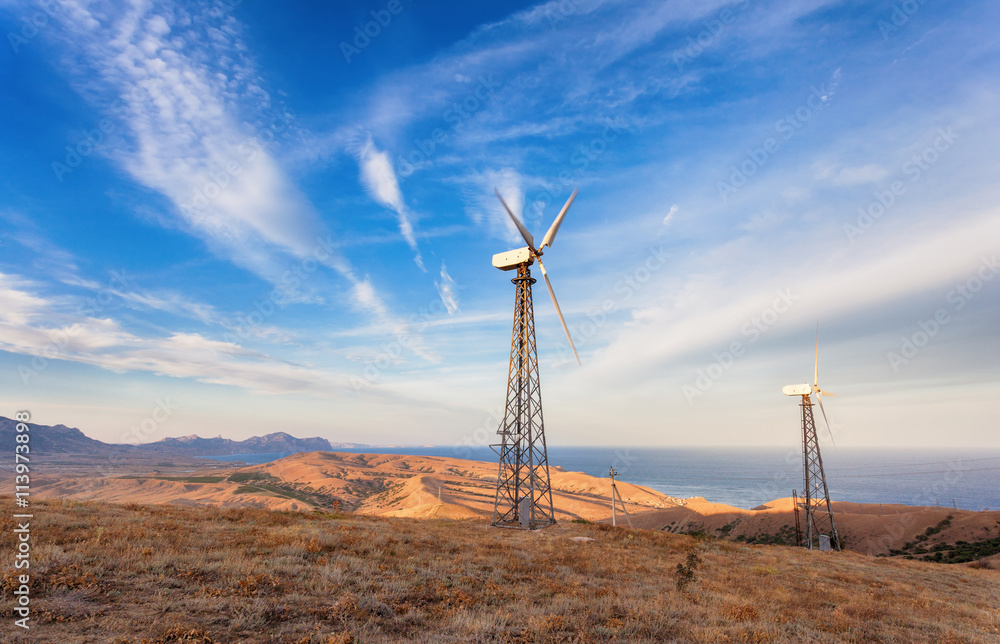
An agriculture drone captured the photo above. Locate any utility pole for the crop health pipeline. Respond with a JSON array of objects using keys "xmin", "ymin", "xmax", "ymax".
[
  {"xmin": 609, "ymin": 467, "xmax": 632, "ymax": 528},
  {"xmin": 792, "ymin": 489, "xmax": 803, "ymax": 547}
]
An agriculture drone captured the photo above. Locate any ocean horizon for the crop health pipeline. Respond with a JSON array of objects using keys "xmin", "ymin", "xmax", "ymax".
[{"xmin": 203, "ymin": 446, "xmax": 1000, "ymax": 512}]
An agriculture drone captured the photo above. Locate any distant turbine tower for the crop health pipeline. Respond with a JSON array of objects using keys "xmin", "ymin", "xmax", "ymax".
[
  {"xmin": 491, "ymin": 188, "xmax": 581, "ymax": 530},
  {"xmin": 782, "ymin": 325, "xmax": 841, "ymax": 551}
]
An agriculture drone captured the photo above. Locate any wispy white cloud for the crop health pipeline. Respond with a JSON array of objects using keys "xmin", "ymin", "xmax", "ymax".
[
  {"xmin": 0, "ymin": 273, "xmax": 50, "ymax": 326},
  {"xmin": 464, "ymin": 167, "xmax": 530, "ymax": 246},
  {"xmin": 323, "ymin": 0, "xmax": 729, "ymax": 157},
  {"xmin": 814, "ymin": 162, "xmax": 890, "ymax": 186},
  {"xmin": 662, "ymin": 204, "xmax": 678, "ymax": 227},
  {"xmin": 46, "ymin": 0, "xmax": 408, "ymax": 326},
  {"xmin": 357, "ymin": 136, "xmax": 425, "ymax": 271},
  {"xmin": 0, "ymin": 271, "xmax": 343, "ymax": 394},
  {"xmin": 113, "ymin": 288, "xmax": 222, "ymax": 326},
  {"xmin": 580, "ymin": 209, "xmax": 1000, "ymax": 385},
  {"xmin": 435, "ymin": 262, "xmax": 460, "ymax": 315}
]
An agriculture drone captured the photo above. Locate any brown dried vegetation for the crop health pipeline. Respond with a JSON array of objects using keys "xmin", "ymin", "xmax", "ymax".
[{"xmin": 1, "ymin": 498, "xmax": 998, "ymax": 643}]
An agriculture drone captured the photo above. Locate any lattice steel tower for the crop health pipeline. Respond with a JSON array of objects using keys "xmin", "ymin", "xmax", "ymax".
[
  {"xmin": 490, "ymin": 188, "xmax": 581, "ymax": 530},
  {"xmin": 492, "ymin": 264, "xmax": 555, "ymax": 528},
  {"xmin": 783, "ymin": 325, "xmax": 841, "ymax": 551},
  {"xmin": 798, "ymin": 394, "xmax": 840, "ymax": 550}
]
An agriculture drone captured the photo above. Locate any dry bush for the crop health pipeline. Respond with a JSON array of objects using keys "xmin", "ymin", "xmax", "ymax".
[{"xmin": 724, "ymin": 604, "xmax": 760, "ymax": 621}]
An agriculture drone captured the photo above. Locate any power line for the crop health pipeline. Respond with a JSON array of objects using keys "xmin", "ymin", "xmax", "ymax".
[
  {"xmin": 829, "ymin": 456, "xmax": 1000, "ymax": 471},
  {"xmin": 830, "ymin": 465, "xmax": 1000, "ymax": 479},
  {"xmin": 711, "ymin": 464, "xmax": 1000, "ymax": 481}
]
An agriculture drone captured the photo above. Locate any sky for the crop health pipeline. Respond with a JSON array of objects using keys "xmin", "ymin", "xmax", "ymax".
[{"xmin": 0, "ymin": 0, "xmax": 998, "ymax": 450}]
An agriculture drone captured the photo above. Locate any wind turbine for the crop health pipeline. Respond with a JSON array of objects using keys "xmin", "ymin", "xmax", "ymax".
[
  {"xmin": 782, "ymin": 325, "xmax": 841, "ymax": 551},
  {"xmin": 490, "ymin": 188, "xmax": 580, "ymax": 529}
]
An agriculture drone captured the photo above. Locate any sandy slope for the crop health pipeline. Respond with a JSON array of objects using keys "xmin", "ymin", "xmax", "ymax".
[
  {"xmin": 22, "ymin": 474, "xmax": 313, "ymax": 511},
  {"xmin": 248, "ymin": 451, "xmax": 681, "ymax": 521}
]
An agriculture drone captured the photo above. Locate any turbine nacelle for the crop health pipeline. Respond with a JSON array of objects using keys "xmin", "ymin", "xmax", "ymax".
[
  {"xmin": 493, "ymin": 187, "xmax": 581, "ymax": 365},
  {"xmin": 783, "ymin": 324, "xmax": 837, "ymax": 445},
  {"xmin": 782, "ymin": 383, "xmax": 812, "ymax": 396},
  {"xmin": 492, "ymin": 247, "xmax": 534, "ymax": 271}
]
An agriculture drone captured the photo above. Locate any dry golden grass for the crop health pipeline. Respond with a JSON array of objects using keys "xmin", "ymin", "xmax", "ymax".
[{"xmin": 1, "ymin": 497, "xmax": 998, "ymax": 643}]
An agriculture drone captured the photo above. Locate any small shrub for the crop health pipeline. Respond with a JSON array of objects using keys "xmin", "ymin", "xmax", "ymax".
[
  {"xmin": 725, "ymin": 604, "xmax": 759, "ymax": 621},
  {"xmin": 718, "ymin": 520, "xmax": 739, "ymax": 535},
  {"xmin": 675, "ymin": 553, "xmax": 702, "ymax": 591}
]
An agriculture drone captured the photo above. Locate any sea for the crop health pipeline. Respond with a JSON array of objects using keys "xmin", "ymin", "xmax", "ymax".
[{"xmin": 203, "ymin": 446, "xmax": 1000, "ymax": 512}]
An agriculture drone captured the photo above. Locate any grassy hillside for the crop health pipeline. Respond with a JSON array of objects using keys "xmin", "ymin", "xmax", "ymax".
[{"xmin": 2, "ymin": 498, "xmax": 998, "ymax": 643}]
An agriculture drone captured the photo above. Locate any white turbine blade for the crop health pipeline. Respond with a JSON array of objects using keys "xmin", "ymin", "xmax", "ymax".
[
  {"xmin": 816, "ymin": 392, "xmax": 836, "ymax": 447},
  {"xmin": 494, "ymin": 188, "xmax": 535, "ymax": 251},
  {"xmin": 539, "ymin": 188, "xmax": 578, "ymax": 251},
  {"xmin": 817, "ymin": 388, "xmax": 836, "ymax": 398},
  {"xmin": 814, "ymin": 322, "xmax": 820, "ymax": 387},
  {"xmin": 537, "ymin": 257, "xmax": 581, "ymax": 366}
]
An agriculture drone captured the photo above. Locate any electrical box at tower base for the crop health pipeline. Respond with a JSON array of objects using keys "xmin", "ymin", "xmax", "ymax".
[{"xmin": 518, "ymin": 498, "xmax": 531, "ymax": 528}]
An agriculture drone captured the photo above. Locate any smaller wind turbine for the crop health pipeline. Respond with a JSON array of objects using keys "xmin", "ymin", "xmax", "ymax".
[{"xmin": 782, "ymin": 325, "xmax": 841, "ymax": 551}]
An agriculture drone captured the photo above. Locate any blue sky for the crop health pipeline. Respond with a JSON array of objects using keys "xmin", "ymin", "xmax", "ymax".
[{"xmin": 1, "ymin": 0, "xmax": 998, "ymax": 449}]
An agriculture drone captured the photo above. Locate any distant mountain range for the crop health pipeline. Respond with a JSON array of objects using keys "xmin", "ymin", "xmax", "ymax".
[
  {"xmin": 0, "ymin": 416, "xmax": 111, "ymax": 455},
  {"xmin": 136, "ymin": 432, "xmax": 364, "ymax": 455},
  {"xmin": 0, "ymin": 416, "xmax": 365, "ymax": 457}
]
